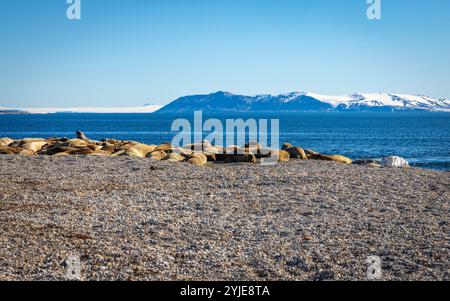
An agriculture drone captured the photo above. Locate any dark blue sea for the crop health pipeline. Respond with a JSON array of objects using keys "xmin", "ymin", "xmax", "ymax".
[{"xmin": 1, "ymin": 112, "xmax": 450, "ymax": 171}]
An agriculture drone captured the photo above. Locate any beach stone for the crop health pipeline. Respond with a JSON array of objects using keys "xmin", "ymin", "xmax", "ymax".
[
  {"xmin": 0, "ymin": 138, "xmax": 14, "ymax": 147},
  {"xmin": 381, "ymin": 156, "xmax": 409, "ymax": 168}
]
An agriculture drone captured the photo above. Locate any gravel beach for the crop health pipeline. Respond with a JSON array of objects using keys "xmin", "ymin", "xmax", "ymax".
[{"xmin": 0, "ymin": 155, "xmax": 449, "ymax": 281}]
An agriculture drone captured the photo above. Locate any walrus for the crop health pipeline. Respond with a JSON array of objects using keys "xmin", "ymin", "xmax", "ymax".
[
  {"xmin": 68, "ymin": 148, "xmax": 97, "ymax": 155},
  {"xmin": 155, "ymin": 143, "xmax": 172, "ymax": 151},
  {"xmin": 222, "ymin": 153, "xmax": 257, "ymax": 163},
  {"xmin": 0, "ymin": 146, "xmax": 22, "ymax": 155},
  {"xmin": 283, "ymin": 146, "xmax": 308, "ymax": 160},
  {"xmin": 18, "ymin": 149, "xmax": 36, "ymax": 157},
  {"xmin": 44, "ymin": 146, "xmax": 79, "ymax": 156},
  {"xmin": 20, "ymin": 141, "xmax": 49, "ymax": 153},
  {"xmin": 203, "ymin": 152, "xmax": 217, "ymax": 162},
  {"xmin": 0, "ymin": 138, "xmax": 14, "ymax": 147},
  {"xmin": 118, "ymin": 142, "xmax": 139, "ymax": 151},
  {"xmin": 167, "ymin": 153, "xmax": 186, "ymax": 163},
  {"xmin": 132, "ymin": 143, "xmax": 157, "ymax": 156},
  {"xmin": 204, "ymin": 146, "xmax": 224, "ymax": 155},
  {"xmin": 52, "ymin": 151, "xmax": 70, "ymax": 157},
  {"xmin": 147, "ymin": 150, "xmax": 168, "ymax": 161},
  {"xmin": 111, "ymin": 150, "xmax": 127, "ymax": 157},
  {"xmin": 254, "ymin": 147, "xmax": 273, "ymax": 158},
  {"xmin": 282, "ymin": 143, "xmax": 294, "ymax": 149},
  {"xmin": 277, "ymin": 150, "xmax": 291, "ymax": 162},
  {"xmin": 313, "ymin": 154, "xmax": 353, "ymax": 164},
  {"xmin": 170, "ymin": 147, "xmax": 193, "ymax": 157},
  {"xmin": 67, "ymin": 139, "xmax": 90, "ymax": 148},
  {"xmin": 100, "ymin": 144, "xmax": 117, "ymax": 154},
  {"xmin": 120, "ymin": 147, "xmax": 145, "ymax": 158},
  {"xmin": 188, "ymin": 152, "xmax": 208, "ymax": 166},
  {"xmin": 76, "ymin": 131, "xmax": 92, "ymax": 142}
]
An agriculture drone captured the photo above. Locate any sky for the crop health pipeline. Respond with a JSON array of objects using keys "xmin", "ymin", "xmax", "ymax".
[{"xmin": 0, "ymin": 0, "xmax": 449, "ymax": 107}]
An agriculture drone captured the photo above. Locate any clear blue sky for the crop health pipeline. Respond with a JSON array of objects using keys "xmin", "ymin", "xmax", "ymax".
[{"xmin": 0, "ymin": 0, "xmax": 449, "ymax": 107}]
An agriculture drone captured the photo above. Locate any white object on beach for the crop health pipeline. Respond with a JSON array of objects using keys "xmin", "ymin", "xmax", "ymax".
[{"xmin": 381, "ymin": 156, "xmax": 410, "ymax": 168}]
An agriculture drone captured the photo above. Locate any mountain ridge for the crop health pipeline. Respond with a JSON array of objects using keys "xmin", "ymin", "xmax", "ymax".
[{"xmin": 156, "ymin": 91, "xmax": 450, "ymax": 113}]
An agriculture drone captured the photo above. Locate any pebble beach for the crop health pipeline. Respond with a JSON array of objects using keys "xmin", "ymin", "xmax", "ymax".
[{"xmin": 0, "ymin": 155, "xmax": 448, "ymax": 281}]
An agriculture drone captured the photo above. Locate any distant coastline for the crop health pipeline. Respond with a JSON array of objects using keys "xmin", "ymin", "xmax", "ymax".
[{"xmin": 2, "ymin": 90, "xmax": 450, "ymax": 115}]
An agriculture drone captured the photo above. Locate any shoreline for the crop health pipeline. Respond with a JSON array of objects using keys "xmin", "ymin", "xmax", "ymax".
[{"xmin": 0, "ymin": 155, "xmax": 448, "ymax": 280}]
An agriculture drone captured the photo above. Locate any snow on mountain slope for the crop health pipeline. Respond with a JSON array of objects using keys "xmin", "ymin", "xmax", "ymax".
[
  {"xmin": 156, "ymin": 91, "xmax": 450, "ymax": 113},
  {"xmin": 303, "ymin": 92, "xmax": 450, "ymax": 111}
]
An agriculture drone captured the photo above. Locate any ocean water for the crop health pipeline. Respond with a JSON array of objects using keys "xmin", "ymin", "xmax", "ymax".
[{"xmin": 1, "ymin": 112, "xmax": 449, "ymax": 171}]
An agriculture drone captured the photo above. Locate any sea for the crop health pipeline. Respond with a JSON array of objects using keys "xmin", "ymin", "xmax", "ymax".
[{"xmin": 1, "ymin": 112, "xmax": 449, "ymax": 171}]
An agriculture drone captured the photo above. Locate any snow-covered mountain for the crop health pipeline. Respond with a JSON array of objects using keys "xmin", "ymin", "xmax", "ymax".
[{"xmin": 156, "ymin": 91, "xmax": 450, "ymax": 113}]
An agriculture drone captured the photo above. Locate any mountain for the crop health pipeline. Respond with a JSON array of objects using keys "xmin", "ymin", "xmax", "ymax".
[{"xmin": 155, "ymin": 91, "xmax": 450, "ymax": 113}]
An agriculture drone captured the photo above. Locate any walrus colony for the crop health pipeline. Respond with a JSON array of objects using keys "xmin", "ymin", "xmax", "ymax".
[{"xmin": 0, "ymin": 131, "xmax": 366, "ymax": 167}]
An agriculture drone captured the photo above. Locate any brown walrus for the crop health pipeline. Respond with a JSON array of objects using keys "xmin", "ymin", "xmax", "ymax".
[
  {"xmin": 0, "ymin": 146, "xmax": 22, "ymax": 155},
  {"xmin": 44, "ymin": 146, "xmax": 79, "ymax": 156},
  {"xmin": 188, "ymin": 152, "xmax": 208, "ymax": 166},
  {"xmin": 167, "ymin": 153, "xmax": 186, "ymax": 162},
  {"xmin": 147, "ymin": 150, "xmax": 168, "ymax": 161},
  {"xmin": 18, "ymin": 149, "xmax": 36, "ymax": 157},
  {"xmin": 0, "ymin": 138, "xmax": 14, "ymax": 147},
  {"xmin": 155, "ymin": 143, "xmax": 172, "ymax": 151},
  {"xmin": 283, "ymin": 146, "xmax": 308, "ymax": 160},
  {"xmin": 20, "ymin": 141, "xmax": 49, "ymax": 153},
  {"xmin": 305, "ymin": 150, "xmax": 352, "ymax": 164}
]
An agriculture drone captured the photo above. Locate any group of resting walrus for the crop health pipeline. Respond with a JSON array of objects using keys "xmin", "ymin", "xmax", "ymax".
[{"xmin": 0, "ymin": 131, "xmax": 361, "ymax": 167}]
